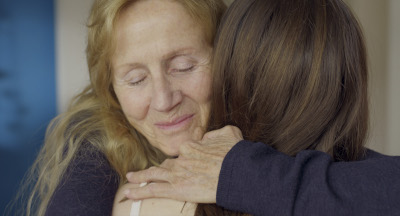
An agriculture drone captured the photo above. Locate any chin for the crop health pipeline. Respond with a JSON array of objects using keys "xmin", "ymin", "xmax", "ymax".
[
  {"xmin": 158, "ymin": 142, "xmax": 181, "ymax": 157},
  {"xmin": 162, "ymin": 149, "xmax": 180, "ymax": 157}
]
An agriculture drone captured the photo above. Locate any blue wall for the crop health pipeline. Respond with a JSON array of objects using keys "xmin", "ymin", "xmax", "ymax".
[{"xmin": 0, "ymin": 0, "xmax": 56, "ymax": 213}]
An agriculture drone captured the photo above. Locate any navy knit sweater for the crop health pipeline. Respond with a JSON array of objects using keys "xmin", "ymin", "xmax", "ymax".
[
  {"xmin": 45, "ymin": 146, "xmax": 119, "ymax": 216},
  {"xmin": 217, "ymin": 140, "xmax": 400, "ymax": 216}
]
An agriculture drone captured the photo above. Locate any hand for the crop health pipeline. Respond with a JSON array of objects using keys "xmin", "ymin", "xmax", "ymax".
[{"xmin": 124, "ymin": 125, "xmax": 243, "ymax": 203}]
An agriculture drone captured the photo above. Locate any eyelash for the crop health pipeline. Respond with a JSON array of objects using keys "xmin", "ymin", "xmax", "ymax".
[
  {"xmin": 128, "ymin": 77, "xmax": 146, "ymax": 86},
  {"xmin": 172, "ymin": 65, "xmax": 195, "ymax": 73},
  {"xmin": 126, "ymin": 64, "xmax": 195, "ymax": 86}
]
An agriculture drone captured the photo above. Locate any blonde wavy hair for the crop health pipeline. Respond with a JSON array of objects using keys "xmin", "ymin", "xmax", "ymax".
[{"xmin": 14, "ymin": 0, "xmax": 226, "ymax": 215}]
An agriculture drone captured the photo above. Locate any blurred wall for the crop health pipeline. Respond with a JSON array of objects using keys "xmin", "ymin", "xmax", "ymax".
[
  {"xmin": 386, "ymin": 0, "xmax": 400, "ymax": 155},
  {"xmin": 56, "ymin": 0, "xmax": 93, "ymax": 113},
  {"xmin": 0, "ymin": 0, "xmax": 56, "ymax": 213},
  {"xmin": 345, "ymin": 0, "xmax": 400, "ymax": 155},
  {"xmin": 345, "ymin": 0, "xmax": 389, "ymax": 153}
]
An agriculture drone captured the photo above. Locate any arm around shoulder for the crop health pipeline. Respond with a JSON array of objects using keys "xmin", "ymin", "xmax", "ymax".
[{"xmin": 217, "ymin": 140, "xmax": 400, "ymax": 216}]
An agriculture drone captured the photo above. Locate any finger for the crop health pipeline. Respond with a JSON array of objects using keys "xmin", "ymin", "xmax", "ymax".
[
  {"xmin": 227, "ymin": 125, "xmax": 243, "ymax": 139},
  {"xmin": 202, "ymin": 128, "xmax": 223, "ymax": 140},
  {"xmin": 125, "ymin": 182, "xmax": 183, "ymax": 201},
  {"xmin": 202, "ymin": 125, "xmax": 233, "ymax": 140},
  {"xmin": 126, "ymin": 166, "xmax": 170, "ymax": 184},
  {"xmin": 179, "ymin": 141, "xmax": 205, "ymax": 160},
  {"xmin": 203, "ymin": 125, "xmax": 243, "ymax": 141},
  {"xmin": 159, "ymin": 158, "xmax": 173, "ymax": 168}
]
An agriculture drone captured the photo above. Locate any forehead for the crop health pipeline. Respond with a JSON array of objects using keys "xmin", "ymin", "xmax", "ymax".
[{"xmin": 112, "ymin": 0, "xmax": 208, "ymax": 63}]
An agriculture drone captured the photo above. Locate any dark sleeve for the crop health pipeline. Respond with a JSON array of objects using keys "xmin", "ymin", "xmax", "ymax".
[
  {"xmin": 217, "ymin": 140, "xmax": 400, "ymax": 216},
  {"xmin": 45, "ymin": 147, "xmax": 119, "ymax": 216}
]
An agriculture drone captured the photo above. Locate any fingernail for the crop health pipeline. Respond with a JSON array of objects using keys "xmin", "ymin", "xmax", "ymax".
[{"xmin": 123, "ymin": 189, "xmax": 130, "ymax": 196}]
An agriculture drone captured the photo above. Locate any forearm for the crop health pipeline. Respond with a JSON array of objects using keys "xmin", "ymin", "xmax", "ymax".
[{"xmin": 217, "ymin": 140, "xmax": 400, "ymax": 216}]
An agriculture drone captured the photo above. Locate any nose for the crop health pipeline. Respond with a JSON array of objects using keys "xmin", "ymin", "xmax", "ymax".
[{"xmin": 150, "ymin": 76, "xmax": 183, "ymax": 112}]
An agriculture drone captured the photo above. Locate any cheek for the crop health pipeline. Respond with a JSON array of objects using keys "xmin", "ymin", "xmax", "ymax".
[
  {"xmin": 114, "ymin": 88, "xmax": 150, "ymax": 121},
  {"xmin": 184, "ymin": 71, "xmax": 212, "ymax": 102}
]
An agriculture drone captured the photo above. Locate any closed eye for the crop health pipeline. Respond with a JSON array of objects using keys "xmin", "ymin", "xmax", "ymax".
[
  {"xmin": 173, "ymin": 65, "xmax": 195, "ymax": 73},
  {"xmin": 169, "ymin": 55, "xmax": 196, "ymax": 73},
  {"xmin": 128, "ymin": 76, "xmax": 147, "ymax": 86}
]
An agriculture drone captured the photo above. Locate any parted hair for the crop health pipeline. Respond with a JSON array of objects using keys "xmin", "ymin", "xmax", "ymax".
[
  {"xmin": 211, "ymin": 0, "xmax": 369, "ymax": 161},
  {"xmin": 15, "ymin": 0, "xmax": 226, "ymax": 216}
]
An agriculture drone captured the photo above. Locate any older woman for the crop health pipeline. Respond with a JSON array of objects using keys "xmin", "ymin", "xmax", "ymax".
[
  {"xmin": 125, "ymin": 0, "xmax": 400, "ymax": 215},
  {"xmin": 22, "ymin": 0, "xmax": 226, "ymax": 215}
]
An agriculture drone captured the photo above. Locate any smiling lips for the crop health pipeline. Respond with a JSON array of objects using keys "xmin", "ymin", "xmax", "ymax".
[{"xmin": 154, "ymin": 114, "xmax": 195, "ymax": 131}]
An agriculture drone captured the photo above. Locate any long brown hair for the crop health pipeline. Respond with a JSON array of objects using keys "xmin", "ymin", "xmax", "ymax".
[
  {"xmin": 212, "ymin": 0, "xmax": 369, "ymax": 163},
  {"xmin": 197, "ymin": 1, "xmax": 369, "ymax": 214},
  {"xmin": 196, "ymin": 0, "xmax": 368, "ymax": 215}
]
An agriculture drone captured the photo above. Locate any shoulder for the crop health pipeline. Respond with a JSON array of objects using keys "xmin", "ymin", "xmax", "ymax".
[
  {"xmin": 62, "ymin": 143, "xmax": 119, "ymax": 186},
  {"xmin": 113, "ymin": 183, "xmax": 197, "ymax": 216},
  {"xmin": 112, "ymin": 183, "xmax": 140, "ymax": 216},
  {"xmin": 356, "ymin": 148, "xmax": 400, "ymax": 176},
  {"xmin": 46, "ymin": 145, "xmax": 120, "ymax": 216},
  {"xmin": 364, "ymin": 148, "xmax": 400, "ymax": 160}
]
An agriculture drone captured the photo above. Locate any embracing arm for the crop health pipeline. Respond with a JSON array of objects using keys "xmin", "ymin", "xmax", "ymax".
[
  {"xmin": 218, "ymin": 140, "xmax": 400, "ymax": 216},
  {"xmin": 124, "ymin": 126, "xmax": 400, "ymax": 216},
  {"xmin": 45, "ymin": 147, "xmax": 119, "ymax": 216}
]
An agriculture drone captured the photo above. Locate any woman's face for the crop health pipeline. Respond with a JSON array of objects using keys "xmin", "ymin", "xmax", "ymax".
[{"xmin": 112, "ymin": 0, "xmax": 212, "ymax": 156}]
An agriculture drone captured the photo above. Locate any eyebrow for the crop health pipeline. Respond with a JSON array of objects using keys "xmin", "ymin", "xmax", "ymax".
[
  {"xmin": 114, "ymin": 47, "xmax": 196, "ymax": 75},
  {"xmin": 162, "ymin": 48, "xmax": 197, "ymax": 69},
  {"xmin": 161, "ymin": 47, "xmax": 196, "ymax": 61}
]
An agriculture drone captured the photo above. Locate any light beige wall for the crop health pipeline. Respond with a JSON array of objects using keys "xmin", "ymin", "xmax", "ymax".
[
  {"xmin": 386, "ymin": 0, "xmax": 400, "ymax": 155},
  {"xmin": 55, "ymin": 0, "xmax": 93, "ymax": 112},
  {"xmin": 345, "ymin": 0, "xmax": 400, "ymax": 155},
  {"xmin": 345, "ymin": 0, "xmax": 389, "ymax": 153}
]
